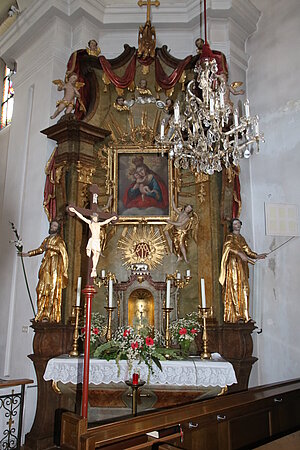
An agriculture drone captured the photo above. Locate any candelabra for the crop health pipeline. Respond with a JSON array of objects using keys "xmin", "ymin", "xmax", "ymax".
[
  {"xmin": 125, "ymin": 379, "xmax": 146, "ymax": 416},
  {"xmin": 198, "ymin": 305, "xmax": 213, "ymax": 359},
  {"xmin": 69, "ymin": 305, "xmax": 81, "ymax": 357},
  {"xmin": 156, "ymin": 47, "xmax": 264, "ymax": 175},
  {"xmin": 165, "ymin": 270, "xmax": 191, "ymax": 318},
  {"xmin": 167, "ymin": 270, "xmax": 191, "ymax": 289},
  {"xmin": 94, "ymin": 270, "xmax": 116, "ymax": 341}
]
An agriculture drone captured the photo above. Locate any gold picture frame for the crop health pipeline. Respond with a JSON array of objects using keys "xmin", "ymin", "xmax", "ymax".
[{"xmin": 112, "ymin": 146, "xmax": 174, "ymax": 224}]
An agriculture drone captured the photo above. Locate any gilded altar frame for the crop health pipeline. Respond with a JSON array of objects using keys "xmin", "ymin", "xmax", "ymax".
[{"xmin": 110, "ymin": 146, "xmax": 176, "ymax": 225}]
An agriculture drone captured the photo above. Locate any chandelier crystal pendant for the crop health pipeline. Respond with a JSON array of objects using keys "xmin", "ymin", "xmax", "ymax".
[{"xmin": 155, "ymin": 0, "xmax": 264, "ymax": 175}]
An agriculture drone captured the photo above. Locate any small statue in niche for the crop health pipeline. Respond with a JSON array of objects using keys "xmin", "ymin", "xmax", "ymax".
[
  {"xmin": 113, "ymin": 95, "xmax": 135, "ymax": 111},
  {"xmin": 19, "ymin": 220, "xmax": 68, "ymax": 322},
  {"xmin": 68, "ymin": 207, "xmax": 117, "ymax": 278},
  {"xmin": 135, "ymin": 79, "xmax": 156, "ymax": 104},
  {"xmin": 219, "ymin": 218, "xmax": 267, "ymax": 323},
  {"xmin": 164, "ymin": 197, "xmax": 198, "ymax": 264},
  {"xmin": 86, "ymin": 39, "xmax": 101, "ymax": 57},
  {"xmin": 50, "ymin": 72, "xmax": 86, "ymax": 119}
]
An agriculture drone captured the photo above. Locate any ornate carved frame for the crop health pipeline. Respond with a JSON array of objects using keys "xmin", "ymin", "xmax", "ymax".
[{"xmin": 110, "ymin": 146, "xmax": 176, "ymax": 225}]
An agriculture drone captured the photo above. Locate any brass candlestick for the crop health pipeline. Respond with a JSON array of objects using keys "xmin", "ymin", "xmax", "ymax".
[
  {"xmin": 198, "ymin": 306, "xmax": 213, "ymax": 360},
  {"xmin": 163, "ymin": 307, "xmax": 173, "ymax": 349},
  {"xmin": 69, "ymin": 305, "xmax": 81, "ymax": 357},
  {"xmin": 105, "ymin": 305, "xmax": 116, "ymax": 341},
  {"xmin": 125, "ymin": 380, "xmax": 146, "ymax": 416}
]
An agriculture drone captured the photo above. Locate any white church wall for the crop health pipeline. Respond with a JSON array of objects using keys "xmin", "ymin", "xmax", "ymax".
[{"xmin": 246, "ymin": 0, "xmax": 300, "ymax": 386}]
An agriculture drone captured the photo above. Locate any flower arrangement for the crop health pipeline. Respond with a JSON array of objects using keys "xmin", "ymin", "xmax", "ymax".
[
  {"xmin": 94, "ymin": 324, "xmax": 179, "ymax": 380},
  {"xmin": 169, "ymin": 312, "xmax": 201, "ymax": 356},
  {"xmin": 80, "ymin": 312, "xmax": 107, "ymax": 352}
]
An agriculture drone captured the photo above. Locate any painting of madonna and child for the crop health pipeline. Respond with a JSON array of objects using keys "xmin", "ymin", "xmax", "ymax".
[{"xmin": 117, "ymin": 153, "xmax": 169, "ymax": 219}]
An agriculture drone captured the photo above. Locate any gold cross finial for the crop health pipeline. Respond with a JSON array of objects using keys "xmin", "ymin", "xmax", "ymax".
[{"xmin": 138, "ymin": 0, "xmax": 160, "ymax": 22}]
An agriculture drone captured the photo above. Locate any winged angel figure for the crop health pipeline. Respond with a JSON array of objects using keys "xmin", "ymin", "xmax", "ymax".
[
  {"xmin": 164, "ymin": 197, "xmax": 199, "ymax": 264},
  {"xmin": 50, "ymin": 72, "xmax": 86, "ymax": 119}
]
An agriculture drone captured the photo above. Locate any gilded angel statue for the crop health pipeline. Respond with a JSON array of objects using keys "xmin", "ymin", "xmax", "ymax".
[
  {"xmin": 50, "ymin": 72, "xmax": 86, "ymax": 119},
  {"xmin": 164, "ymin": 197, "xmax": 198, "ymax": 264}
]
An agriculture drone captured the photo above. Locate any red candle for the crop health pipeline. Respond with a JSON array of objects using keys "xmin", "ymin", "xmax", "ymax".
[{"xmin": 132, "ymin": 373, "xmax": 139, "ymax": 385}]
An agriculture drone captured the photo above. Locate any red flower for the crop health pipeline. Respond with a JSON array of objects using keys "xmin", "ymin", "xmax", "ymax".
[
  {"xmin": 123, "ymin": 329, "xmax": 130, "ymax": 337},
  {"xmin": 179, "ymin": 327, "xmax": 187, "ymax": 335},
  {"xmin": 93, "ymin": 327, "xmax": 99, "ymax": 335},
  {"xmin": 191, "ymin": 328, "xmax": 198, "ymax": 334},
  {"xmin": 145, "ymin": 337, "xmax": 154, "ymax": 346},
  {"xmin": 81, "ymin": 327, "xmax": 85, "ymax": 334},
  {"xmin": 131, "ymin": 341, "xmax": 139, "ymax": 350}
]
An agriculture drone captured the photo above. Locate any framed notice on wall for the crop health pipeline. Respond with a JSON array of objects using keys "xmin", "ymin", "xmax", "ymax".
[{"xmin": 265, "ymin": 203, "xmax": 299, "ymax": 236}]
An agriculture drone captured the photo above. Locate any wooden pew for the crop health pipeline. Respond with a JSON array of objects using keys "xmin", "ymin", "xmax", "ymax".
[{"xmin": 61, "ymin": 379, "xmax": 300, "ymax": 450}]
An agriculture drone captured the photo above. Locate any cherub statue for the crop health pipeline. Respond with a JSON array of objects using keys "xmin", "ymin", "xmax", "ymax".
[
  {"xmin": 164, "ymin": 197, "xmax": 198, "ymax": 264},
  {"xmin": 68, "ymin": 207, "xmax": 117, "ymax": 277},
  {"xmin": 86, "ymin": 39, "xmax": 101, "ymax": 57},
  {"xmin": 113, "ymin": 95, "xmax": 135, "ymax": 111},
  {"xmin": 217, "ymin": 73, "xmax": 245, "ymax": 112},
  {"xmin": 135, "ymin": 79, "xmax": 156, "ymax": 104},
  {"xmin": 50, "ymin": 72, "xmax": 86, "ymax": 119}
]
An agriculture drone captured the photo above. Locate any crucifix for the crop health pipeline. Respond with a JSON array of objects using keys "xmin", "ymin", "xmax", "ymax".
[
  {"xmin": 68, "ymin": 184, "xmax": 118, "ymax": 278},
  {"xmin": 138, "ymin": 0, "xmax": 160, "ymax": 23}
]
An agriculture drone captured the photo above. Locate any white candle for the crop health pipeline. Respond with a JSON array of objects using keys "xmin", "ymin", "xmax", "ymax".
[
  {"xmin": 209, "ymin": 97, "xmax": 214, "ymax": 114},
  {"xmin": 219, "ymin": 91, "xmax": 225, "ymax": 108},
  {"xmin": 244, "ymin": 99, "xmax": 250, "ymax": 118},
  {"xmin": 233, "ymin": 109, "xmax": 239, "ymax": 127},
  {"xmin": 101, "ymin": 269, "xmax": 106, "ymax": 278},
  {"xmin": 108, "ymin": 277, "xmax": 113, "ymax": 307},
  {"xmin": 76, "ymin": 277, "xmax": 82, "ymax": 306},
  {"xmin": 174, "ymin": 102, "xmax": 180, "ymax": 123},
  {"xmin": 176, "ymin": 272, "xmax": 181, "ymax": 279},
  {"xmin": 200, "ymin": 278, "xmax": 206, "ymax": 308},
  {"xmin": 166, "ymin": 279, "xmax": 171, "ymax": 308},
  {"xmin": 186, "ymin": 269, "xmax": 191, "ymax": 277},
  {"xmin": 160, "ymin": 120, "xmax": 165, "ymax": 139}
]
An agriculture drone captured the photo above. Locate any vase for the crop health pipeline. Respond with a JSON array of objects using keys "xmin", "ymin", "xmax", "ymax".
[{"xmin": 180, "ymin": 340, "xmax": 191, "ymax": 358}]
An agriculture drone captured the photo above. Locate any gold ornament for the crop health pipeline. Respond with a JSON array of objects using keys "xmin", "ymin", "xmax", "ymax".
[{"xmin": 118, "ymin": 226, "xmax": 166, "ymax": 269}]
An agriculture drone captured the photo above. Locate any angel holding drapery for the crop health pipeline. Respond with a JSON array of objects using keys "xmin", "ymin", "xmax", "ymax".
[
  {"xmin": 164, "ymin": 197, "xmax": 198, "ymax": 264},
  {"xmin": 50, "ymin": 72, "xmax": 86, "ymax": 119}
]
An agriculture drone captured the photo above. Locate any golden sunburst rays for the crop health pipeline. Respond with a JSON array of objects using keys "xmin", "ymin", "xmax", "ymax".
[{"xmin": 118, "ymin": 226, "xmax": 166, "ymax": 269}]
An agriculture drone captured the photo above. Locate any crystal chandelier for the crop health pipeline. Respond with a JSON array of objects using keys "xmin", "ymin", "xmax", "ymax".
[{"xmin": 155, "ymin": 0, "xmax": 264, "ymax": 175}]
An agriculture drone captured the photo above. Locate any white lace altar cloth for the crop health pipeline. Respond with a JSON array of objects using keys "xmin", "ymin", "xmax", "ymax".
[{"xmin": 44, "ymin": 353, "xmax": 237, "ymax": 388}]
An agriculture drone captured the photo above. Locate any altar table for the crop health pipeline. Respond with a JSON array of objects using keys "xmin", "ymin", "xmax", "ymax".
[{"xmin": 44, "ymin": 353, "xmax": 237, "ymax": 388}]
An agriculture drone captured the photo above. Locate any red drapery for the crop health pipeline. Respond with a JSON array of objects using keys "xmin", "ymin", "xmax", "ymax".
[
  {"xmin": 232, "ymin": 168, "xmax": 241, "ymax": 218},
  {"xmin": 99, "ymin": 54, "xmax": 137, "ymax": 89},
  {"xmin": 155, "ymin": 55, "xmax": 192, "ymax": 90}
]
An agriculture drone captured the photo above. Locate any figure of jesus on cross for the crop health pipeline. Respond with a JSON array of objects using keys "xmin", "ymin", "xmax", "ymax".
[{"xmin": 68, "ymin": 185, "xmax": 118, "ymax": 278}]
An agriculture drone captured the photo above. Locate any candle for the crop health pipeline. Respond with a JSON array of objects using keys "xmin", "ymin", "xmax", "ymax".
[
  {"xmin": 76, "ymin": 277, "xmax": 81, "ymax": 307},
  {"xmin": 160, "ymin": 120, "xmax": 165, "ymax": 139},
  {"xmin": 200, "ymin": 278, "xmax": 206, "ymax": 308},
  {"xmin": 244, "ymin": 99, "xmax": 250, "ymax": 118},
  {"xmin": 101, "ymin": 269, "xmax": 106, "ymax": 278},
  {"xmin": 174, "ymin": 102, "xmax": 180, "ymax": 124},
  {"xmin": 132, "ymin": 373, "xmax": 139, "ymax": 385},
  {"xmin": 166, "ymin": 279, "xmax": 171, "ymax": 308},
  {"xmin": 186, "ymin": 269, "xmax": 191, "ymax": 277},
  {"xmin": 220, "ymin": 91, "xmax": 225, "ymax": 108},
  {"xmin": 209, "ymin": 97, "xmax": 214, "ymax": 114},
  {"xmin": 233, "ymin": 109, "xmax": 239, "ymax": 127},
  {"xmin": 176, "ymin": 272, "xmax": 181, "ymax": 279},
  {"xmin": 108, "ymin": 277, "xmax": 113, "ymax": 307}
]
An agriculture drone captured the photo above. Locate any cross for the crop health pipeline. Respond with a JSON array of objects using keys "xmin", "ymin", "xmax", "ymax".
[
  {"xmin": 138, "ymin": 0, "xmax": 160, "ymax": 23},
  {"xmin": 68, "ymin": 184, "xmax": 115, "ymax": 220}
]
